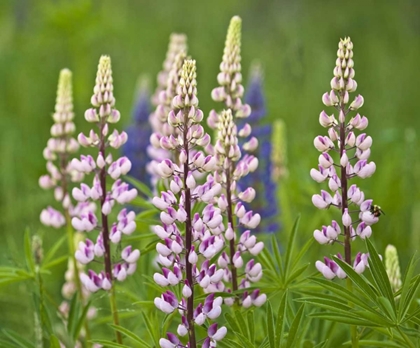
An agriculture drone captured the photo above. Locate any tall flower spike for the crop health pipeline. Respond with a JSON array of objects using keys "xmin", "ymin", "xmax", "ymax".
[
  {"xmin": 271, "ymin": 119, "xmax": 288, "ymax": 181},
  {"xmin": 152, "ymin": 59, "xmax": 226, "ymax": 348},
  {"xmin": 39, "ymin": 68, "xmax": 94, "ymax": 341},
  {"xmin": 39, "ymin": 69, "xmax": 82, "ymax": 227},
  {"xmin": 210, "ymin": 16, "xmax": 265, "ymax": 307},
  {"xmin": 72, "ymin": 56, "xmax": 139, "ymax": 343},
  {"xmin": 148, "ymin": 36, "xmax": 188, "ymax": 190},
  {"xmin": 311, "ymin": 37, "xmax": 379, "ymax": 279},
  {"xmin": 238, "ymin": 65, "xmax": 281, "ymax": 233},
  {"xmin": 122, "ymin": 77, "xmax": 152, "ymax": 188}
]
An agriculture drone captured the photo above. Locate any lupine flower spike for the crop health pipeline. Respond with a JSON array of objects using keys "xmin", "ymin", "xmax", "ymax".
[
  {"xmin": 122, "ymin": 77, "xmax": 152, "ymax": 187},
  {"xmin": 148, "ymin": 34, "xmax": 188, "ymax": 189},
  {"xmin": 311, "ymin": 38, "xmax": 379, "ymax": 278},
  {"xmin": 71, "ymin": 56, "xmax": 139, "ymax": 344},
  {"xmin": 208, "ymin": 16, "xmax": 265, "ymax": 307},
  {"xmin": 152, "ymin": 59, "xmax": 227, "ymax": 348},
  {"xmin": 238, "ymin": 65, "xmax": 281, "ymax": 233},
  {"xmin": 39, "ymin": 69, "xmax": 94, "ymax": 342},
  {"xmin": 39, "ymin": 69, "xmax": 82, "ymax": 227}
]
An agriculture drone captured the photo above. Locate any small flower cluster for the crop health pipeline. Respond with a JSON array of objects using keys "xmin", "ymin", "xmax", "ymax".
[
  {"xmin": 71, "ymin": 56, "xmax": 139, "ymax": 291},
  {"xmin": 208, "ymin": 16, "xmax": 265, "ymax": 306},
  {"xmin": 311, "ymin": 37, "xmax": 379, "ymax": 278},
  {"xmin": 152, "ymin": 59, "xmax": 227, "ymax": 347},
  {"xmin": 237, "ymin": 66, "xmax": 280, "ymax": 233},
  {"xmin": 39, "ymin": 69, "xmax": 82, "ymax": 227},
  {"xmin": 122, "ymin": 79, "xmax": 152, "ymax": 187}
]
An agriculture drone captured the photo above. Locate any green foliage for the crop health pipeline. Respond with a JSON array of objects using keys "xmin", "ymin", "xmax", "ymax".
[{"xmin": 301, "ymin": 239, "xmax": 420, "ymax": 347}]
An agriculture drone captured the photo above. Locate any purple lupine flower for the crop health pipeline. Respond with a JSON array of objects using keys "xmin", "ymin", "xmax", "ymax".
[
  {"xmin": 311, "ymin": 37, "xmax": 379, "ymax": 278},
  {"xmin": 71, "ymin": 56, "xmax": 139, "ymax": 293},
  {"xmin": 151, "ymin": 59, "xmax": 226, "ymax": 348},
  {"xmin": 237, "ymin": 66, "xmax": 280, "ymax": 233},
  {"xmin": 208, "ymin": 16, "xmax": 265, "ymax": 307},
  {"xmin": 121, "ymin": 79, "xmax": 152, "ymax": 187}
]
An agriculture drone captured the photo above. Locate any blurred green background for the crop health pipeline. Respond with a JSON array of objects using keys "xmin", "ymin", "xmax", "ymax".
[{"xmin": 1, "ymin": 0, "xmax": 419, "ymax": 341}]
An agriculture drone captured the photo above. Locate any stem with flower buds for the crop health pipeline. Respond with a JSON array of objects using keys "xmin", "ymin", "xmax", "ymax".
[
  {"xmin": 182, "ymin": 113, "xmax": 197, "ymax": 348},
  {"xmin": 99, "ymin": 119, "xmax": 122, "ymax": 344},
  {"xmin": 339, "ymin": 92, "xmax": 351, "ymax": 266},
  {"xmin": 225, "ymin": 166, "xmax": 238, "ymax": 293}
]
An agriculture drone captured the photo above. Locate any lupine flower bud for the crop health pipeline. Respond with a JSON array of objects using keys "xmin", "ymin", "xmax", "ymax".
[{"xmin": 385, "ymin": 245, "xmax": 402, "ymax": 293}]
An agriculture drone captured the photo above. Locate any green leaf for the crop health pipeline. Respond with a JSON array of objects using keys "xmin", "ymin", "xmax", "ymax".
[
  {"xmin": 221, "ymin": 339, "xmax": 246, "ymax": 348},
  {"xmin": 377, "ymin": 296, "xmax": 397, "ymax": 322},
  {"xmin": 275, "ymin": 291, "xmax": 287, "ymax": 347},
  {"xmin": 234, "ymin": 308, "xmax": 248, "ymax": 337},
  {"xmin": 67, "ymin": 293, "xmax": 79, "ymax": 338},
  {"xmin": 286, "ymin": 303, "xmax": 305, "ymax": 348},
  {"xmin": 267, "ymin": 301, "xmax": 275, "ymax": 348},
  {"xmin": 285, "ymin": 263, "xmax": 310, "ymax": 286},
  {"xmin": 109, "ymin": 324, "xmax": 150, "ymax": 348},
  {"xmin": 225, "ymin": 312, "xmax": 242, "ymax": 335},
  {"xmin": 366, "ymin": 239, "xmax": 396, "ymax": 313},
  {"xmin": 247, "ymin": 310, "xmax": 255, "ymax": 344},
  {"xmin": 309, "ymin": 312, "xmax": 378, "ymax": 327},
  {"xmin": 284, "ymin": 215, "xmax": 301, "ymax": 280},
  {"xmin": 91, "ymin": 340, "xmax": 132, "ymax": 348},
  {"xmin": 399, "ymin": 253, "xmax": 420, "ymax": 321},
  {"xmin": 291, "ymin": 237, "xmax": 314, "ymax": 271},
  {"xmin": 2, "ymin": 329, "xmax": 34, "ymax": 348},
  {"xmin": 141, "ymin": 311, "xmax": 159, "ymax": 346},
  {"xmin": 24, "ymin": 229, "xmax": 35, "ymax": 274},
  {"xmin": 332, "ymin": 257, "xmax": 378, "ymax": 302},
  {"xmin": 73, "ymin": 301, "xmax": 91, "ymax": 341},
  {"xmin": 123, "ymin": 175, "xmax": 153, "ymax": 197},
  {"xmin": 356, "ymin": 340, "xmax": 402, "ymax": 347},
  {"xmin": 42, "ymin": 255, "xmax": 68, "ymax": 270},
  {"xmin": 49, "ymin": 334, "xmax": 61, "ymax": 348},
  {"xmin": 309, "ymin": 278, "xmax": 376, "ymax": 314},
  {"xmin": 135, "ymin": 209, "xmax": 158, "ymax": 221},
  {"xmin": 43, "ymin": 234, "xmax": 66, "ymax": 264},
  {"xmin": 271, "ymin": 234, "xmax": 284, "ymax": 279}
]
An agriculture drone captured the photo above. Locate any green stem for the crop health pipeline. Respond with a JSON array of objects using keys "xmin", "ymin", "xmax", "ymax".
[
  {"xmin": 65, "ymin": 212, "xmax": 91, "ymax": 347},
  {"xmin": 109, "ymin": 284, "xmax": 122, "ymax": 343},
  {"xmin": 346, "ymin": 278, "xmax": 358, "ymax": 347}
]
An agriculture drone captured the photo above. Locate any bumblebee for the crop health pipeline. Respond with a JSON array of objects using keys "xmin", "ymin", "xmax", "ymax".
[{"xmin": 370, "ymin": 204, "xmax": 385, "ymax": 217}]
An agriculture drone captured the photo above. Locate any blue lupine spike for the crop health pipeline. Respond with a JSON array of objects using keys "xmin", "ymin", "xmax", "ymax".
[
  {"xmin": 239, "ymin": 66, "xmax": 280, "ymax": 233},
  {"xmin": 122, "ymin": 79, "xmax": 152, "ymax": 188}
]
